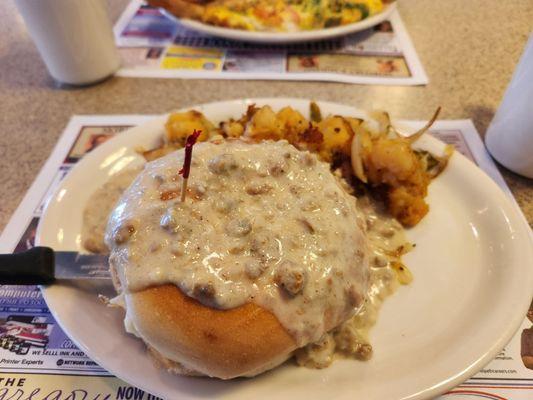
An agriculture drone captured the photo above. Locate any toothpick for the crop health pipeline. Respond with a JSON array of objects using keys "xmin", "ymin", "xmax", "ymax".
[
  {"xmin": 178, "ymin": 130, "xmax": 201, "ymax": 202},
  {"xmin": 180, "ymin": 177, "xmax": 189, "ymax": 202}
]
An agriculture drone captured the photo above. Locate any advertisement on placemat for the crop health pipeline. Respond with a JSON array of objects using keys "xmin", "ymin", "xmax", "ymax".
[{"xmin": 0, "ymin": 285, "xmax": 109, "ymax": 375}]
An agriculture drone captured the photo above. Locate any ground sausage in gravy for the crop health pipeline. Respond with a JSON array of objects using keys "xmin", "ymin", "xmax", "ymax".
[{"xmin": 106, "ymin": 140, "xmax": 371, "ymax": 346}]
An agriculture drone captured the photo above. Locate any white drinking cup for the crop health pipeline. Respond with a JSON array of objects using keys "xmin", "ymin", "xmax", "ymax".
[
  {"xmin": 15, "ymin": 0, "xmax": 121, "ymax": 85},
  {"xmin": 485, "ymin": 34, "xmax": 533, "ymax": 178}
]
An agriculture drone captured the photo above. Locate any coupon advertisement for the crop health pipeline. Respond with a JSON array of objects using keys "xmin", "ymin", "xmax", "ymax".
[{"xmin": 0, "ymin": 285, "xmax": 108, "ymax": 375}]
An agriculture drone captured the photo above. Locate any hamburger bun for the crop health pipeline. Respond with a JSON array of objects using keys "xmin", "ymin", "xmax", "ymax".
[{"xmin": 125, "ymin": 284, "xmax": 297, "ymax": 379}]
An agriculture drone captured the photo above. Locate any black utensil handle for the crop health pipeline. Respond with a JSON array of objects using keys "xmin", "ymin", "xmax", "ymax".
[{"xmin": 0, "ymin": 247, "xmax": 56, "ymax": 285}]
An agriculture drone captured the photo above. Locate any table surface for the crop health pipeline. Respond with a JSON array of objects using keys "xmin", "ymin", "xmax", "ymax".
[{"xmin": 0, "ymin": 0, "xmax": 532, "ymax": 234}]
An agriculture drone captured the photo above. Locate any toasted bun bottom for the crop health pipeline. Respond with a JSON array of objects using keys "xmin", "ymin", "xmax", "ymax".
[
  {"xmin": 125, "ymin": 284, "xmax": 298, "ymax": 379},
  {"xmin": 147, "ymin": 345, "xmax": 203, "ymax": 377}
]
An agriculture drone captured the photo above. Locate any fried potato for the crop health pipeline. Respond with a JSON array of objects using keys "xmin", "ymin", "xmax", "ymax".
[
  {"xmin": 318, "ymin": 116, "xmax": 354, "ymax": 162},
  {"xmin": 165, "ymin": 110, "xmax": 216, "ymax": 145},
  {"xmin": 149, "ymin": 103, "xmax": 448, "ymax": 228},
  {"xmin": 244, "ymin": 105, "xmax": 282, "ymax": 140}
]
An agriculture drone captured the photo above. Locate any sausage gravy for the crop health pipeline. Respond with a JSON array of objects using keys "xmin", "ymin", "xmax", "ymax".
[{"xmin": 105, "ymin": 140, "xmax": 370, "ymax": 346}]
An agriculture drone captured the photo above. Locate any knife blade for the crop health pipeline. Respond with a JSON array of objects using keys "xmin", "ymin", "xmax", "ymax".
[{"xmin": 0, "ymin": 247, "xmax": 111, "ymax": 285}]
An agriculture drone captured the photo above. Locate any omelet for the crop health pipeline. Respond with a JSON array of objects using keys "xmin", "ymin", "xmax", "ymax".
[{"xmin": 150, "ymin": 0, "xmax": 390, "ymax": 32}]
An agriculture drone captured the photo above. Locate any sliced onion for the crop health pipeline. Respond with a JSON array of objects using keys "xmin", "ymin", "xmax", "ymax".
[
  {"xmin": 405, "ymin": 107, "xmax": 441, "ymax": 144},
  {"xmin": 351, "ymin": 128, "xmax": 369, "ymax": 183},
  {"xmin": 428, "ymin": 144, "xmax": 454, "ymax": 178},
  {"xmin": 369, "ymin": 110, "xmax": 391, "ymax": 136}
]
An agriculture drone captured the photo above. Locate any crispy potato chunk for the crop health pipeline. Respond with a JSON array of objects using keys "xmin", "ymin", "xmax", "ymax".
[
  {"xmin": 277, "ymin": 107, "xmax": 324, "ymax": 151},
  {"xmin": 221, "ymin": 120, "xmax": 245, "ymax": 138},
  {"xmin": 362, "ymin": 137, "xmax": 430, "ymax": 226},
  {"xmin": 244, "ymin": 105, "xmax": 282, "ymax": 140},
  {"xmin": 388, "ymin": 186, "xmax": 429, "ymax": 227},
  {"xmin": 295, "ymin": 124, "xmax": 324, "ymax": 152},
  {"xmin": 366, "ymin": 138, "xmax": 425, "ymax": 187},
  {"xmin": 165, "ymin": 110, "xmax": 216, "ymax": 145},
  {"xmin": 318, "ymin": 116, "xmax": 354, "ymax": 162},
  {"xmin": 277, "ymin": 107, "xmax": 309, "ymax": 140}
]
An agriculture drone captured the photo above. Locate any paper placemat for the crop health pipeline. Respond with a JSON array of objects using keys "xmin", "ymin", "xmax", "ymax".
[
  {"xmin": 113, "ymin": 0, "xmax": 428, "ymax": 85},
  {"xmin": 1, "ymin": 115, "xmax": 531, "ymax": 399}
]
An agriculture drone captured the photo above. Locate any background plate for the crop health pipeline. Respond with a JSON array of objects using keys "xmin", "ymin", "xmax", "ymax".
[
  {"xmin": 36, "ymin": 98, "xmax": 533, "ymax": 400},
  {"xmin": 169, "ymin": 4, "xmax": 396, "ymax": 44}
]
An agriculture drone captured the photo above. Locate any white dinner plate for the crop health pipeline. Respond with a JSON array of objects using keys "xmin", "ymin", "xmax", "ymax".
[
  {"xmin": 165, "ymin": 3, "xmax": 396, "ymax": 44},
  {"xmin": 36, "ymin": 98, "xmax": 533, "ymax": 400}
]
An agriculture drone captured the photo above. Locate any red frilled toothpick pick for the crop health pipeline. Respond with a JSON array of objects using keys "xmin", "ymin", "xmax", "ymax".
[{"xmin": 178, "ymin": 129, "xmax": 202, "ymax": 202}]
